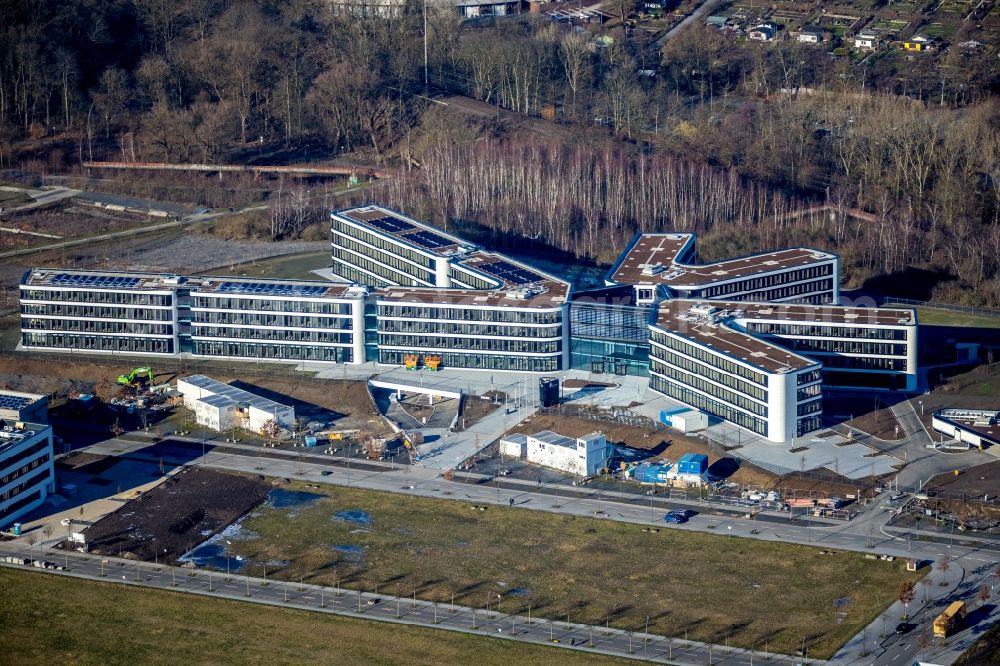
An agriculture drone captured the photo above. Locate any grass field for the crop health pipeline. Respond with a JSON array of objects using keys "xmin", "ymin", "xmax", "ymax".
[
  {"xmin": 0, "ymin": 569, "xmax": 630, "ymax": 666},
  {"xmin": 222, "ymin": 483, "xmax": 920, "ymax": 658},
  {"xmin": 916, "ymin": 307, "xmax": 1000, "ymax": 329},
  {"xmin": 208, "ymin": 251, "xmax": 333, "ymax": 280}
]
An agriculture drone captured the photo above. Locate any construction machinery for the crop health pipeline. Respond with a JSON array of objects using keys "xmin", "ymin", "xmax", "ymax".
[{"xmin": 117, "ymin": 367, "xmax": 154, "ymax": 386}]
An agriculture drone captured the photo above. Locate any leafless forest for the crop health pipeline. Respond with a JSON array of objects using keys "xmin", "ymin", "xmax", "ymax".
[{"xmin": 0, "ymin": 1, "xmax": 998, "ymax": 304}]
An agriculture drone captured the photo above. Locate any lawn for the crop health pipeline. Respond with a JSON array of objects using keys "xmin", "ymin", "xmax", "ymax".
[
  {"xmin": 223, "ymin": 483, "xmax": 921, "ymax": 658},
  {"xmin": 0, "ymin": 569, "xmax": 630, "ymax": 666},
  {"xmin": 916, "ymin": 307, "xmax": 1000, "ymax": 329},
  {"xmin": 207, "ymin": 251, "xmax": 332, "ymax": 280}
]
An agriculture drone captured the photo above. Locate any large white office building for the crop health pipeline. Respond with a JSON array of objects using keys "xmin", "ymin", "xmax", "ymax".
[
  {"xmin": 606, "ymin": 233, "xmax": 839, "ymax": 306},
  {"xmin": 0, "ymin": 421, "xmax": 55, "ymax": 528},
  {"xmin": 332, "ymin": 206, "xmax": 572, "ymax": 372},
  {"xmin": 648, "ymin": 301, "xmax": 917, "ymax": 442},
  {"xmin": 18, "ymin": 203, "xmax": 922, "ymax": 444}
]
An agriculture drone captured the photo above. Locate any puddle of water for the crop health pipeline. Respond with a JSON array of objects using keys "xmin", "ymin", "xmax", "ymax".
[
  {"xmin": 509, "ymin": 587, "xmax": 530, "ymax": 597},
  {"xmin": 177, "ymin": 543, "xmax": 244, "ymax": 572},
  {"xmin": 333, "ymin": 509, "xmax": 372, "ymax": 526},
  {"xmin": 265, "ymin": 559, "xmax": 290, "ymax": 568},
  {"xmin": 267, "ymin": 489, "xmax": 324, "ymax": 510},
  {"xmin": 832, "ymin": 597, "xmax": 852, "ymax": 609}
]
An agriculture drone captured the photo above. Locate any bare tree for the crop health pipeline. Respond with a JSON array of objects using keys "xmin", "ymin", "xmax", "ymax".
[
  {"xmin": 897, "ymin": 580, "xmax": 916, "ymax": 619},
  {"xmin": 558, "ymin": 32, "xmax": 590, "ymax": 119}
]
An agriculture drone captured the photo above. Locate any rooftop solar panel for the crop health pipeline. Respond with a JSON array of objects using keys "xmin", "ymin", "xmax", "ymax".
[
  {"xmin": 51, "ymin": 273, "xmax": 141, "ymax": 289},
  {"xmin": 475, "ymin": 260, "xmax": 539, "ymax": 286},
  {"xmin": 217, "ymin": 282, "xmax": 328, "ymax": 298},
  {"xmin": 407, "ymin": 230, "xmax": 453, "ymax": 250},
  {"xmin": 0, "ymin": 395, "xmax": 32, "ymax": 410},
  {"xmin": 367, "ymin": 216, "xmax": 415, "ymax": 234}
]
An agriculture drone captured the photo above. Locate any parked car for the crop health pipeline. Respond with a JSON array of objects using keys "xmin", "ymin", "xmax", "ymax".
[
  {"xmin": 663, "ymin": 510, "xmax": 688, "ymax": 524},
  {"xmin": 895, "ymin": 622, "xmax": 914, "ymax": 634}
]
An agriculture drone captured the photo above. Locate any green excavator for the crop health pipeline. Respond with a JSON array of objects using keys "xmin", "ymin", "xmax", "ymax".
[{"xmin": 117, "ymin": 367, "xmax": 154, "ymax": 387}]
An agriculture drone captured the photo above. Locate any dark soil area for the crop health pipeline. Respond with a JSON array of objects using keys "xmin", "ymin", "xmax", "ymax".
[
  {"xmin": 925, "ymin": 461, "xmax": 1000, "ymax": 499},
  {"xmin": 457, "ymin": 395, "xmax": 499, "ymax": 429},
  {"xmin": 81, "ymin": 468, "xmax": 269, "ymax": 562}
]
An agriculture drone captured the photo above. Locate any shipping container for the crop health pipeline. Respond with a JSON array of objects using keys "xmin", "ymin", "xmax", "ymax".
[
  {"xmin": 676, "ymin": 453, "xmax": 708, "ymax": 476},
  {"xmin": 631, "ymin": 462, "xmax": 672, "ymax": 484}
]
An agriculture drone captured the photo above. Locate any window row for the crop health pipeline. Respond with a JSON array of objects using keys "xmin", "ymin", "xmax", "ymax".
[
  {"xmin": 380, "ymin": 305, "xmax": 562, "ymax": 325},
  {"xmin": 21, "ymin": 304, "xmax": 173, "ymax": 321},
  {"xmin": 192, "ymin": 327, "xmax": 354, "ymax": 344},
  {"xmin": 22, "ymin": 318, "xmax": 174, "ymax": 336},
  {"xmin": 192, "ymin": 341, "xmax": 352, "ymax": 362},
  {"xmin": 768, "ymin": 338, "xmax": 907, "ymax": 357},
  {"xmin": 332, "ymin": 248, "xmax": 433, "ymax": 287},
  {"xmin": 379, "ymin": 350, "xmax": 560, "ymax": 372},
  {"xmin": 0, "ymin": 466, "xmax": 51, "ymax": 503},
  {"xmin": 650, "ymin": 374, "xmax": 767, "ymax": 436},
  {"xmin": 191, "ymin": 312, "xmax": 354, "ymax": 329},
  {"xmin": 797, "ymin": 398, "xmax": 822, "ymax": 417},
  {"xmin": 650, "ymin": 360, "xmax": 768, "ymax": 416},
  {"xmin": 379, "ymin": 319, "xmax": 561, "ymax": 338},
  {"xmin": 695, "ymin": 263, "xmax": 833, "ymax": 298},
  {"xmin": 333, "ymin": 233, "xmax": 436, "ymax": 283},
  {"xmin": 334, "ymin": 222, "xmax": 434, "ymax": 268},
  {"xmin": 797, "ymin": 369, "xmax": 823, "ymax": 385},
  {"xmin": 699, "ymin": 278, "xmax": 833, "ymax": 303},
  {"xmin": 379, "ymin": 334, "xmax": 561, "ymax": 354},
  {"xmin": 649, "ymin": 346, "xmax": 767, "ymax": 401},
  {"xmin": 191, "ymin": 296, "xmax": 353, "ymax": 315},
  {"xmin": 22, "ymin": 332, "xmax": 174, "ymax": 354},
  {"xmin": 449, "ymin": 266, "xmax": 497, "ymax": 290},
  {"xmin": 819, "ymin": 356, "xmax": 908, "ymax": 371},
  {"xmin": 20, "ymin": 289, "xmax": 171, "ymax": 306},
  {"xmin": 0, "ymin": 441, "xmax": 51, "ymax": 486},
  {"xmin": 747, "ymin": 322, "xmax": 908, "ymax": 341},
  {"xmin": 650, "ymin": 330, "xmax": 768, "ymax": 386},
  {"xmin": 797, "ymin": 415, "xmax": 822, "ymax": 437},
  {"xmin": 797, "ymin": 384, "xmax": 822, "ymax": 401}
]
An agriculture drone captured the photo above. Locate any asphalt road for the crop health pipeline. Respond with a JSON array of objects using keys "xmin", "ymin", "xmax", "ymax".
[
  {"xmin": 37, "ymin": 431, "xmax": 1000, "ymax": 665},
  {"xmin": 0, "ymin": 542, "xmax": 820, "ymax": 666}
]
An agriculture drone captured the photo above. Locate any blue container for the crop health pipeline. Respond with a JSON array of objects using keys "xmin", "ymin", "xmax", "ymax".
[
  {"xmin": 632, "ymin": 463, "xmax": 671, "ymax": 484},
  {"xmin": 304, "ymin": 435, "xmax": 318, "ymax": 447},
  {"xmin": 12, "ymin": 523, "xmax": 21, "ymax": 536},
  {"xmin": 676, "ymin": 453, "xmax": 708, "ymax": 475},
  {"xmin": 659, "ymin": 408, "xmax": 684, "ymax": 425}
]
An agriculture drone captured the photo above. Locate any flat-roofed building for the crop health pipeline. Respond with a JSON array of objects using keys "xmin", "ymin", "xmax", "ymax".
[
  {"xmin": 187, "ymin": 277, "xmax": 368, "ymax": 364},
  {"xmin": 20, "ymin": 270, "xmax": 181, "ymax": 356},
  {"xmin": 648, "ymin": 300, "xmax": 918, "ymax": 442},
  {"xmin": 0, "ymin": 421, "xmax": 55, "ymax": 528},
  {"xmin": 500, "ymin": 430, "xmax": 610, "ymax": 476},
  {"xmin": 0, "ymin": 390, "xmax": 48, "ymax": 424},
  {"xmin": 333, "ymin": 205, "xmax": 572, "ymax": 372},
  {"xmin": 606, "ymin": 233, "xmax": 839, "ymax": 306},
  {"xmin": 176, "ymin": 375, "xmax": 294, "ymax": 433},
  {"xmin": 649, "ymin": 302, "xmax": 822, "ymax": 442}
]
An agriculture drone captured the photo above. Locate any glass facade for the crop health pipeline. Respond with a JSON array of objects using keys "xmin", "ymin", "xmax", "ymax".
[{"xmin": 568, "ymin": 302, "xmax": 652, "ymax": 375}]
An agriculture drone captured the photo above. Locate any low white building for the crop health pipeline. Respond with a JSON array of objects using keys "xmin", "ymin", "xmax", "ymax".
[
  {"xmin": 932, "ymin": 409, "xmax": 1000, "ymax": 449},
  {"xmin": 176, "ymin": 375, "xmax": 294, "ymax": 435},
  {"xmin": 0, "ymin": 421, "xmax": 55, "ymax": 527},
  {"xmin": 501, "ymin": 430, "xmax": 610, "ymax": 476},
  {"xmin": 854, "ymin": 31, "xmax": 878, "ymax": 50}
]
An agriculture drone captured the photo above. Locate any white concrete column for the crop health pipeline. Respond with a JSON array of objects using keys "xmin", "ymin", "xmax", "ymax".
[
  {"xmin": 560, "ymin": 304, "xmax": 571, "ymax": 371},
  {"xmin": 350, "ymin": 298, "xmax": 366, "ymax": 365},
  {"xmin": 905, "ymin": 321, "xmax": 919, "ymax": 391},
  {"xmin": 765, "ymin": 371, "xmax": 795, "ymax": 443},
  {"xmin": 435, "ymin": 257, "xmax": 451, "ymax": 288}
]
